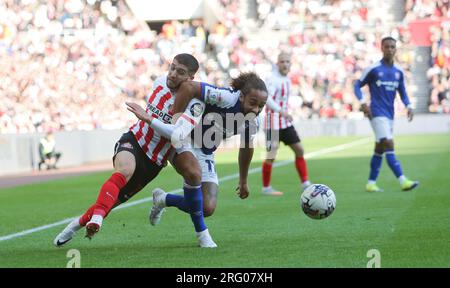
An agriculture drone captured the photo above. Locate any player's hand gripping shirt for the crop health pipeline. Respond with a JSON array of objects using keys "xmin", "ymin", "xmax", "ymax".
[{"xmin": 130, "ymin": 76, "xmax": 203, "ymax": 166}]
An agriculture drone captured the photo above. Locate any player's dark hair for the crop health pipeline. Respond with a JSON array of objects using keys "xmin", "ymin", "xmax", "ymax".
[
  {"xmin": 231, "ymin": 72, "xmax": 267, "ymax": 95},
  {"xmin": 174, "ymin": 53, "xmax": 199, "ymax": 75},
  {"xmin": 381, "ymin": 36, "xmax": 396, "ymax": 45}
]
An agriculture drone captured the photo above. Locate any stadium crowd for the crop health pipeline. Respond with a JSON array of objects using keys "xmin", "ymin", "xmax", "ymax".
[
  {"xmin": 0, "ymin": 0, "xmax": 448, "ymax": 134},
  {"xmin": 404, "ymin": 0, "xmax": 448, "ymax": 21},
  {"xmin": 401, "ymin": 0, "xmax": 449, "ymax": 113},
  {"xmin": 426, "ymin": 18, "xmax": 449, "ymax": 114}
]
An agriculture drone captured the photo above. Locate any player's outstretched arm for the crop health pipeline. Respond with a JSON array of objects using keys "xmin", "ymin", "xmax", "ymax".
[
  {"xmin": 236, "ymin": 147, "xmax": 254, "ymax": 199},
  {"xmin": 172, "ymin": 81, "xmax": 202, "ymax": 122},
  {"xmin": 126, "ymin": 101, "xmax": 204, "ymax": 144}
]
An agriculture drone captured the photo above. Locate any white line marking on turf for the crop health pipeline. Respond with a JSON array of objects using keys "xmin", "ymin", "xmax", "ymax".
[{"xmin": 0, "ymin": 137, "xmax": 371, "ymax": 242}]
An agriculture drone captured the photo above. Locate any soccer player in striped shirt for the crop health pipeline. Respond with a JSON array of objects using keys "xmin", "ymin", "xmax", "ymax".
[
  {"xmin": 54, "ymin": 54, "xmax": 217, "ymax": 248},
  {"xmin": 261, "ymin": 52, "xmax": 312, "ymax": 196},
  {"xmin": 354, "ymin": 36, "xmax": 419, "ymax": 192},
  {"xmin": 129, "ymin": 73, "xmax": 268, "ymax": 231}
]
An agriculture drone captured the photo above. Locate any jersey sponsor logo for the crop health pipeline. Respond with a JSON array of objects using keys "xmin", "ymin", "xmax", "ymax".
[
  {"xmin": 376, "ymin": 80, "xmax": 399, "ymax": 91},
  {"xmin": 120, "ymin": 142, "xmax": 134, "ymax": 149},
  {"xmin": 147, "ymin": 104, "xmax": 172, "ymax": 123},
  {"xmin": 190, "ymin": 103, "xmax": 204, "ymax": 117}
]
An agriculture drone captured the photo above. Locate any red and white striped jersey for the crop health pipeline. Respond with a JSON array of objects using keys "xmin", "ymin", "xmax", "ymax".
[
  {"xmin": 264, "ymin": 70, "xmax": 293, "ymax": 130},
  {"xmin": 130, "ymin": 76, "xmax": 176, "ymax": 167}
]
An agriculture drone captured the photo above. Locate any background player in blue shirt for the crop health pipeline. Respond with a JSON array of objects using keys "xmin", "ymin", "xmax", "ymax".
[{"xmin": 354, "ymin": 36, "xmax": 419, "ymax": 192}]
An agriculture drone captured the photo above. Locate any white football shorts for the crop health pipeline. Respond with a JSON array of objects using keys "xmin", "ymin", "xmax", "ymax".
[
  {"xmin": 173, "ymin": 143, "xmax": 219, "ymax": 185},
  {"xmin": 370, "ymin": 116, "xmax": 394, "ymax": 142}
]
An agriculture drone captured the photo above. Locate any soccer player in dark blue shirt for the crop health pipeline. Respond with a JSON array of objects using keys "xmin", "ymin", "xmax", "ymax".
[
  {"xmin": 127, "ymin": 73, "xmax": 267, "ymax": 247},
  {"xmin": 354, "ymin": 36, "xmax": 419, "ymax": 192}
]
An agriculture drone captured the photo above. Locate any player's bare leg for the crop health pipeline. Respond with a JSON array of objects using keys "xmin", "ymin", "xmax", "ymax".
[
  {"xmin": 155, "ymin": 151, "xmax": 217, "ymax": 247},
  {"xmin": 202, "ymin": 182, "xmax": 218, "ymax": 217},
  {"xmin": 54, "ymin": 149, "xmax": 134, "ymax": 246},
  {"xmin": 84, "ymin": 150, "xmax": 135, "ymax": 240},
  {"xmin": 262, "ymin": 144, "xmax": 283, "ymax": 196},
  {"xmin": 289, "ymin": 141, "xmax": 311, "ymax": 191},
  {"xmin": 149, "ymin": 152, "xmax": 197, "ymax": 225},
  {"xmin": 150, "ymin": 181, "xmax": 217, "ymax": 223}
]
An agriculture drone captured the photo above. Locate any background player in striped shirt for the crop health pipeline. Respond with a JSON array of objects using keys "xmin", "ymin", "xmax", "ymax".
[
  {"xmin": 354, "ymin": 36, "xmax": 419, "ymax": 193},
  {"xmin": 128, "ymin": 73, "xmax": 267, "ymax": 237},
  {"xmin": 54, "ymin": 54, "xmax": 217, "ymax": 248},
  {"xmin": 261, "ymin": 52, "xmax": 312, "ymax": 196}
]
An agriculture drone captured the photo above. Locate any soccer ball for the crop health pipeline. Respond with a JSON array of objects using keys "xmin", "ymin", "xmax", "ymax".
[{"xmin": 300, "ymin": 184, "xmax": 336, "ymax": 219}]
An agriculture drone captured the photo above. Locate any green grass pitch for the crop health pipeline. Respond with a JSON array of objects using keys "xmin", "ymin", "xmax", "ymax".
[{"xmin": 0, "ymin": 134, "xmax": 449, "ymax": 268}]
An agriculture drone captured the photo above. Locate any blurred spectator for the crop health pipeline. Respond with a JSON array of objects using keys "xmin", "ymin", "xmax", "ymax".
[
  {"xmin": 404, "ymin": 0, "xmax": 449, "ymax": 21},
  {"xmin": 38, "ymin": 131, "xmax": 62, "ymax": 170},
  {"xmin": 425, "ymin": 16, "xmax": 449, "ymax": 113}
]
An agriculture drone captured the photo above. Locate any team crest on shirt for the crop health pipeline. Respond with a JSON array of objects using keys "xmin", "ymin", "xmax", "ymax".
[
  {"xmin": 395, "ymin": 72, "xmax": 400, "ymax": 80},
  {"xmin": 378, "ymin": 72, "xmax": 384, "ymax": 77},
  {"xmin": 190, "ymin": 103, "xmax": 204, "ymax": 117},
  {"xmin": 206, "ymin": 90, "xmax": 221, "ymax": 105},
  {"xmin": 167, "ymin": 104, "xmax": 174, "ymax": 115}
]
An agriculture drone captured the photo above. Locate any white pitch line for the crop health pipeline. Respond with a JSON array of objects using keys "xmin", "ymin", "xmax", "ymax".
[{"xmin": 0, "ymin": 137, "xmax": 371, "ymax": 242}]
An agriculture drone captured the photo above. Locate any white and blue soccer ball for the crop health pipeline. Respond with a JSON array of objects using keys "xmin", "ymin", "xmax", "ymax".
[{"xmin": 300, "ymin": 184, "xmax": 336, "ymax": 219}]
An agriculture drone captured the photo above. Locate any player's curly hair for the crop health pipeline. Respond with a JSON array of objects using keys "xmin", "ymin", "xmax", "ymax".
[{"xmin": 231, "ymin": 72, "xmax": 267, "ymax": 95}]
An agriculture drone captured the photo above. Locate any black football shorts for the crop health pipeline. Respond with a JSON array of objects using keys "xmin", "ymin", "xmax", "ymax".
[{"xmin": 113, "ymin": 131, "xmax": 162, "ymax": 203}]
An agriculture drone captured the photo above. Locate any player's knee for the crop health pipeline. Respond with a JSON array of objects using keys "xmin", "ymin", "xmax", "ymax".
[
  {"xmin": 203, "ymin": 194, "xmax": 217, "ymax": 217},
  {"xmin": 183, "ymin": 168, "xmax": 202, "ymax": 186},
  {"xmin": 374, "ymin": 146, "xmax": 384, "ymax": 155},
  {"xmin": 203, "ymin": 205, "xmax": 216, "ymax": 217},
  {"xmin": 385, "ymin": 141, "xmax": 394, "ymax": 150},
  {"xmin": 375, "ymin": 149, "xmax": 384, "ymax": 155},
  {"xmin": 115, "ymin": 166, "xmax": 134, "ymax": 182},
  {"xmin": 379, "ymin": 139, "xmax": 393, "ymax": 152},
  {"xmin": 290, "ymin": 143, "xmax": 303, "ymax": 156},
  {"xmin": 374, "ymin": 142, "xmax": 384, "ymax": 154}
]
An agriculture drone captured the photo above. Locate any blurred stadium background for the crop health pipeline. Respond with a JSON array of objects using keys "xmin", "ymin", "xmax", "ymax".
[
  {"xmin": 0, "ymin": 0, "xmax": 449, "ymax": 268},
  {"xmin": 0, "ymin": 0, "xmax": 448, "ymax": 174}
]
